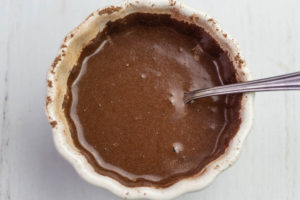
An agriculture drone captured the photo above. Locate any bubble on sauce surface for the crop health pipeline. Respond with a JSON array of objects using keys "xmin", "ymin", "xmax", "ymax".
[
  {"xmin": 168, "ymin": 88, "xmax": 185, "ymax": 117},
  {"xmin": 173, "ymin": 142, "xmax": 183, "ymax": 153},
  {"xmin": 211, "ymin": 96, "xmax": 219, "ymax": 102},
  {"xmin": 169, "ymin": 98, "xmax": 175, "ymax": 105},
  {"xmin": 211, "ymin": 107, "xmax": 217, "ymax": 113},
  {"xmin": 210, "ymin": 123, "xmax": 216, "ymax": 130},
  {"xmin": 141, "ymin": 73, "xmax": 147, "ymax": 79}
]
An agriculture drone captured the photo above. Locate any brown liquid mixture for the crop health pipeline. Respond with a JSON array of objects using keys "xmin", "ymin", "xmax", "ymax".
[{"xmin": 65, "ymin": 13, "xmax": 242, "ymax": 187}]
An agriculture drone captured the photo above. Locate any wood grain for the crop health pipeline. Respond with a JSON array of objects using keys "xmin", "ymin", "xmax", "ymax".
[{"xmin": 0, "ymin": 0, "xmax": 299, "ymax": 199}]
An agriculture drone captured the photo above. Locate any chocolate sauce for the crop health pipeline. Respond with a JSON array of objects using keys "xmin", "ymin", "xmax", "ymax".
[{"xmin": 65, "ymin": 13, "xmax": 242, "ymax": 187}]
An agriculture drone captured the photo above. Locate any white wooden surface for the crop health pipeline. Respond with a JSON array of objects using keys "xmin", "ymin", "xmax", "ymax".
[{"xmin": 1, "ymin": 0, "xmax": 300, "ymax": 199}]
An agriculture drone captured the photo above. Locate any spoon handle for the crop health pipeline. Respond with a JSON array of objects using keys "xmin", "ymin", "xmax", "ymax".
[{"xmin": 184, "ymin": 71, "xmax": 300, "ymax": 103}]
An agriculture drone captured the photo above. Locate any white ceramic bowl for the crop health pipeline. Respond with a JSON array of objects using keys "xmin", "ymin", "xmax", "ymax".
[{"xmin": 45, "ymin": 0, "xmax": 254, "ymax": 199}]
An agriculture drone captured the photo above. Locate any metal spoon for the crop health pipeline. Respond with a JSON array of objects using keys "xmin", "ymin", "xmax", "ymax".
[{"xmin": 184, "ymin": 71, "xmax": 300, "ymax": 103}]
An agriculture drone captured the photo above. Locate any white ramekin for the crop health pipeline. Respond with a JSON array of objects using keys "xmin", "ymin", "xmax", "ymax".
[{"xmin": 45, "ymin": 0, "xmax": 254, "ymax": 199}]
